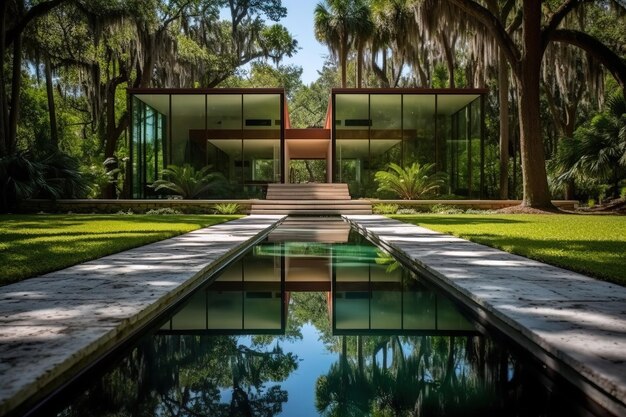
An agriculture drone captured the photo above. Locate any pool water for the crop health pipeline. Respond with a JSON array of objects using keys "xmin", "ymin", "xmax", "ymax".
[{"xmin": 39, "ymin": 218, "xmax": 606, "ymax": 416}]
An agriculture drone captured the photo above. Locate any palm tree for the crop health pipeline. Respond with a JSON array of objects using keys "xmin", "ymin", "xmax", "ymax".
[
  {"xmin": 150, "ymin": 164, "xmax": 226, "ymax": 199},
  {"xmin": 351, "ymin": 1, "xmax": 373, "ymax": 88},
  {"xmin": 314, "ymin": 0, "xmax": 362, "ymax": 88},
  {"xmin": 375, "ymin": 162, "xmax": 446, "ymax": 200}
]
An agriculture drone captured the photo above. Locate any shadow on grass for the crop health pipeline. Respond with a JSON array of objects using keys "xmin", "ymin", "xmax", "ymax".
[
  {"xmin": 0, "ymin": 215, "xmax": 241, "ymax": 285},
  {"xmin": 0, "ymin": 214, "xmax": 239, "ymax": 230},
  {"xmin": 390, "ymin": 215, "xmax": 527, "ymax": 226},
  {"xmin": 448, "ymin": 232, "xmax": 626, "ymax": 286}
]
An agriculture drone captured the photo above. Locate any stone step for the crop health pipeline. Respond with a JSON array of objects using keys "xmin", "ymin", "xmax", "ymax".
[
  {"xmin": 266, "ymin": 183, "xmax": 350, "ymax": 200},
  {"xmin": 257, "ymin": 183, "xmax": 369, "ymax": 214},
  {"xmin": 250, "ymin": 209, "xmax": 372, "ymax": 215}
]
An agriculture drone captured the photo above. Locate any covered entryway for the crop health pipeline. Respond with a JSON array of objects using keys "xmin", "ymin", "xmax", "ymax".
[{"xmin": 285, "ymin": 128, "xmax": 332, "ymax": 183}]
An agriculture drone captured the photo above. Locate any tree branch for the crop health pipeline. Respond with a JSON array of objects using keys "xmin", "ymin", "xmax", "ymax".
[
  {"xmin": 5, "ymin": 0, "xmax": 69, "ymax": 47},
  {"xmin": 541, "ymin": 0, "xmax": 594, "ymax": 52},
  {"xmin": 551, "ymin": 29, "xmax": 626, "ymax": 91},
  {"xmin": 446, "ymin": 0, "xmax": 521, "ymax": 73}
]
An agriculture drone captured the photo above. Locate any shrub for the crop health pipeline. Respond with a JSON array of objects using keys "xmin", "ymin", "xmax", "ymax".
[
  {"xmin": 396, "ymin": 208, "xmax": 417, "ymax": 214},
  {"xmin": 213, "ymin": 202, "xmax": 241, "ymax": 214},
  {"xmin": 621, "ymin": 186, "xmax": 626, "ymax": 200},
  {"xmin": 0, "ymin": 148, "xmax": 88, "ymax": 212},
  {"xmin": 430, "ymin": 204, "xmax": 464, "ymax": 214},
  {"xmin": 374, "ymin": 162, "xmax": 446, "ymax": 200},
  {"xmin": 372, "ymin": 203, "xmax": 399, "ymax": 214},
  {"xmin": 465, "ymin": 209, "xmax": 498, "ymax": 214},
  {"xmin": 145, "ymin": 208, "xmax": 183, "ymax": 215},
  {"xmin": 150, "ymin": 164, "xmax": 226, "ymax": 199},
  {"xmin": 116, "ymin": 209, "xmax": 134, "ymax": 215}
]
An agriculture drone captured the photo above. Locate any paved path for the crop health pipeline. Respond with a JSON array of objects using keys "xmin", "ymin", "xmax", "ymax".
[
  {"xmin": 0, "ymin": 215, "xmax": 284, "ymax": 416},
  {"xmin": 345, "ymin": 215, "xmax": 626, "ymax": 416}
]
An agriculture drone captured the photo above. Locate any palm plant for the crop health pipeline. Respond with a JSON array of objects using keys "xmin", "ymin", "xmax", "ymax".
[
  {"xmin": 150, "ymin": 164, "xmax": 226, "ymax": 199},
  {"xmin": 554, "ymin": 90, "xmax": 626, "ymax": 199},
  {"xmin": 0, "ymin": 148, "xmax": 88, "ymax": 212},
  {"xmin": 374, "ymin": 162, "xmax": 446, "ymax": 200}
]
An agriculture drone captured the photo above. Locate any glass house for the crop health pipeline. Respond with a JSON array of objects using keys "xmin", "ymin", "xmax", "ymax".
[{"xmin": 129, "ymin": 88, "xmax": 485, "ymax": 198}]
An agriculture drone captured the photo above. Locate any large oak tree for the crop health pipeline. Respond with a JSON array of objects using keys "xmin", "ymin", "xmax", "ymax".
[{"xmin": 447, "ymin": 0, "xmax": 626, "ymax": 208}]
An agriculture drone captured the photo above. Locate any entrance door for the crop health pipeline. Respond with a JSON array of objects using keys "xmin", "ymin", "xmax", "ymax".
[{"xmin": 289, "ymin": 159, "xmax": 327, "ymax": 183}]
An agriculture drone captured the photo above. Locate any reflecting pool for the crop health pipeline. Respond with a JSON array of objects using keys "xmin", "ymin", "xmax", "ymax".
[{"xmin": 41, "ymin": 218, "xmax": 606, "ymax": 417}]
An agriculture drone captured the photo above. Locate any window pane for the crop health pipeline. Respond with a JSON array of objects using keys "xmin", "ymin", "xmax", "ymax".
[
  {"xmin": 171, "ymin": 94, "xmax": 205, "ymax": 167},
  {"xmin": 403, "ymin": 94, "xmax": 436, "ymax": 167}
]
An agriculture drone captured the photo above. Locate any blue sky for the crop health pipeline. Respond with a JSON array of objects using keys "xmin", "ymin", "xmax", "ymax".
[{"xmin": 278, "ymin": 0, "xmax": 330, "ymax": 85}]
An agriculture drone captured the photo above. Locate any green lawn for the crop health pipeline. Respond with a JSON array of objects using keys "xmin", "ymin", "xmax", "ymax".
[
  {"xmin": 390, "ymin": 214, "xmax": 626, "ymax": 286},
  {"xmin": 0, "ymin": 214, "xmax": 243, "ymax": 286}
]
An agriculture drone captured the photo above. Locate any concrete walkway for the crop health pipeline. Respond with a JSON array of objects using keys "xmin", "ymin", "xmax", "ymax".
[
  {"xmin": 0, "ymin": 215, "xmax": 284, "ymax": 416},
  {"xmin": 345, "ymin": 215, "xmax": 626, "ymax": 416}
]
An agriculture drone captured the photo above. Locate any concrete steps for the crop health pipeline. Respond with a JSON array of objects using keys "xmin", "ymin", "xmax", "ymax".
[
  {"xmin": 251, "ymin": 183, "xmax": 372, "ymax": 215},
  {"xmin": 265, "ymin": 183, "xmax": 350, "ymax": 200}
]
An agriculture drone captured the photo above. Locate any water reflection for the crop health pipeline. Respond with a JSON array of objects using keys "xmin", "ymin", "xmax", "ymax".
[{"xmin": 48, "ymin": 218, "xmax": 601, "ymax": 417}]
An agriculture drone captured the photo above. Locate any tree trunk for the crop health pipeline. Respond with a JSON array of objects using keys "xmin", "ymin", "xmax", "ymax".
[
  {"xmin": 45, "ymin": 56, "xmax": 58, "ymax": 148},
  {"xmin": 517, "ymin": 1, "xmax": 553, "ymax": 208},
  {"xmin": 440, "ymin": 31, "xmax": 455, "ymax": 88},
  {"xmin": 498, "ymin": 50, "xmax": 509, "ymax": 199},
  {"xmin": 340, "ymin": 38, "xmax": 347, "ymax": 88},
  {"xmin": 0, "ymin": 0, "xmax": 8, "ymax": 156},
  {"xmin": 8, "ymin": 30, "xmax": 22, "ymax": 154},
  {"xmin": 356, "ymin": 44, "xmax": 363, "ymax": 88}
]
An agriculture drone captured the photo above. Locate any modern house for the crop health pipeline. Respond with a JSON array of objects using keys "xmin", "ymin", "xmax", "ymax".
[{"xmin": 128, "ymin": 88, "xmax": 486, "ymax": 199}]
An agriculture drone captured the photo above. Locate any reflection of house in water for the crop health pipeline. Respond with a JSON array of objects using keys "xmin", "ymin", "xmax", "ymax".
[{"xmin": 159, "ymin": 218, "xmax": 476, "ymax": 336}]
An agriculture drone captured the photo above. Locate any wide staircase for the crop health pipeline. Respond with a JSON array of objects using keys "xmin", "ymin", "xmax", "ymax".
[{"xmin": 250, "ymin": 183, "xmax": 372, "ymax": 215}]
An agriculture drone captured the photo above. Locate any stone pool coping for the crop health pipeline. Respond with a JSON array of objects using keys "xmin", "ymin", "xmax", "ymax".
[
  {"xmin": 344, "ymin": 214, "xmax": 626, "ymax": 416},
  {"xmin": 0, "ymin": 215, "xmax": 285, "ymax": 416}
]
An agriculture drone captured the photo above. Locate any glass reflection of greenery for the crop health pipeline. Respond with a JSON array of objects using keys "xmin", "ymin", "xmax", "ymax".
[
  {"xmin": 57, "ymin": 335, "xmax": 298, "ymax": 417},
  {"xmin": 316, "ymin": 335, "xmax": 515, "ymax": 417}
]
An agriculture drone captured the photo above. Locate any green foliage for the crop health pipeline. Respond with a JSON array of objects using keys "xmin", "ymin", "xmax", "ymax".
[
  {"xmin": 222, "ymin": 62, "xmax": 303, "ymax": 100},
  {"xmin": 374, "ymin": 162, "xmax": 446, "ymax": 200},
  {"xmin": 0, "ymin": 214, "xmax": 241, "ymax": 285},
  {"xmin": 0, "ymin": 148, "xmax": 88, "ymax": 212},
  {"xmin": 150, "ymin": 164, "xmax": 226, "ymax": 199},
  {"xmin": 145, "ymin": 207, "xmax": 183, "ymax": 215},
  {"xmin": 429, "ymin": 204, "xmax": 464, "ymax": 214},
  {"xmin": 553, "ymin": 89, "xmax": 626, "ymax": 199},
  {"xmin": 372, "ymin": 203, "xmax": 398, "ymax": 214},
  {"xmin": 392, "ymin": 214, "xmax": 626, "ymax": 286},
  {"xmin": 212, "ymin": 203, "xmax": 241, "ymax": 215}
]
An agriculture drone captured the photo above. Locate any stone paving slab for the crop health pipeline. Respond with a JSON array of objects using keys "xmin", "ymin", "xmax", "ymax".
[
  {"xmin": 0, "ymin": 215, "xmax": 284, "ymax": 416},
  {"xmin": 345, "ymin": 215, "xmax": 626, "ymax": 416}
]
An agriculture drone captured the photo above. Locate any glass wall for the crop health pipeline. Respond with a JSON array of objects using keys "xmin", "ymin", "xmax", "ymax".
[
  {"xmin": 131, "ymin": 95, "xmax": 167, "ymax": 198},
  {"xmin": 131, "ymin": 91, "xmax": 283, "ymax": 198},
  {"xmin": 333, "ymin": 92, "xmax": 483, "ymax": 198}
]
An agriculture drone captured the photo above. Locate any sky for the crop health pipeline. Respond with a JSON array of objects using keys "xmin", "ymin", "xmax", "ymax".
[{"xmin": 273, "ymin": 0, "xmax": 330, "ymax": 85}]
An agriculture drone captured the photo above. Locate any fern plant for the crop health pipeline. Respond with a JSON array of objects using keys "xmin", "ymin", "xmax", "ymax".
[
  {"xmin": 150, "ymin": 164, "xmax": 225, "ymax": 199},
  {"xmin": 374, "ymin": 162, "xmax": 446, "ymax": 200},
  {"xmin": 213, "ymin": 203, "xmax": 241, "ymax": 214}
]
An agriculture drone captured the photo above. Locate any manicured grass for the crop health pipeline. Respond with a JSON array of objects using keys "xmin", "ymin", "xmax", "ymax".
[
  {"xmin": 390, "ymin": 214, "xmax": 626, "ymax": 286},
  {"xmin": 0, "ymin": 214, "xmax": 243, "ymax": 286}
]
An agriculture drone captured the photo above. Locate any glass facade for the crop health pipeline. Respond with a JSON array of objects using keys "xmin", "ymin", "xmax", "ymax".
[
  {"xmin": 130, "ymin": 90, "xmax": 284, "ymax": 198},
  {"xmin": 333, "ymin": 91, "xmax": 484, "ymax": 198},
  {"xmin": 130, "ymin": 88, "xmax": 484, "ymax": 199}
]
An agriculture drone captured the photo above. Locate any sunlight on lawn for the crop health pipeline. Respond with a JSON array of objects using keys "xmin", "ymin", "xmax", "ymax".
[
  {"xmin": 0, "ymin": 214, "xmax": 242, "ymax": 285},
  {"xmin": 391, "ymin": 214, "xmax": 626, "ymax": 286}
]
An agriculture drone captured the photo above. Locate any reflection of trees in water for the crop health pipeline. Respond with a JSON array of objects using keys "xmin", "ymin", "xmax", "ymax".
[
  {"xmin": 58, "ymin": 335, "xmax": 297, "ymax": 417},
  {"xmin": 315, "ymin": 335, "xmax": 520, "ymax": 417}
]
